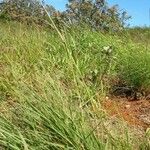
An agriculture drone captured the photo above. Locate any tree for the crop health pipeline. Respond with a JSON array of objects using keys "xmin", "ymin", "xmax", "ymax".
[
  {"xmin": 64, "ymin": 0, "xmax": 130, "ymax": 31},
  {"xmin": 0, "ymin": 0, "xmax": 130, "ymax": 31},
  {"xmin": 0, "ymin": 0, "xmax": 56, "ymax": 25}
]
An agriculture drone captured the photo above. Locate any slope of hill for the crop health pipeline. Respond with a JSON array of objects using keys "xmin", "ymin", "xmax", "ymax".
[{"xmin": 0, "ymin": 21, "xmax": 150, "ymax": 149}]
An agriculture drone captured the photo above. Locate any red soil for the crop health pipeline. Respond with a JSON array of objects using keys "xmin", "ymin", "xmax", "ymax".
[{"xmin": 103, "ymin": 98, "xmax": 150, "ymax": 129}]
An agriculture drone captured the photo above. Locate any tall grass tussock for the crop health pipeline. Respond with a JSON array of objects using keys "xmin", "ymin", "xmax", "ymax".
[{"xmin": 0, "ymin": 21, "xmax": 150, "ymax": 149}]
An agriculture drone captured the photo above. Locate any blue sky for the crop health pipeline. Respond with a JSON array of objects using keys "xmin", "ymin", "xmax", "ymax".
[{"xmin": 46, "ymin": 0, "xmax": 150, "ymax": 27}]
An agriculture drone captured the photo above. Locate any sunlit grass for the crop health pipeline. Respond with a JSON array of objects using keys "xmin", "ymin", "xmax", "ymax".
[{"xmin": 0, "ymin": 21, "xmax": 150, "ymax": 149}]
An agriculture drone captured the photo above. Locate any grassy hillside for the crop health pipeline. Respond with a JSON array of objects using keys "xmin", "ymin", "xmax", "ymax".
[{"xmin": 0, "ymin": 21, "xmax": 150, "ymax": 149}]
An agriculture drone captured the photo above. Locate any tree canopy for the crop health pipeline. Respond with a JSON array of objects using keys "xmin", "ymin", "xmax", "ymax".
[
  {"xmin": 0, "ymin": 0, "xmax": 56, "ymax": 25},
  {"xmin": 64, "ymin": 0, "xmax": 130, "ymax": 31},
  {"xmin": 0, "ymin": 0, "xmax": 130, "ymax": 31}
]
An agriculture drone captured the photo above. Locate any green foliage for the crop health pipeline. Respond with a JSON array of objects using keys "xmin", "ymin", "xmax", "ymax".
[
  {"xmin": 126, "ymin": 27, "xmax": 150, "ymax": 44},
  {"xmin": 64, "ymin": 0, "xmax": 130, "ymax": 31},
  {"xmin": 117, "ymin": 44, "xmax": 150, "ymax": 89},
  {"xmin": 0, "ymin": 0, "xmax": 130, "ymax": 31},
  {"xmin": 0, "ymin": 21, "xmax": 150, "ymax": 149},
  {"xmin": 0, "ymin": 0, "xmax": 56, "ymax": 25}
]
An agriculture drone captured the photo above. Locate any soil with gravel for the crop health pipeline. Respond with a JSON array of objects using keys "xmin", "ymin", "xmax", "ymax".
[{"xmin": 103, "ymin": 97, "xmax": 150, "ymax": 130}]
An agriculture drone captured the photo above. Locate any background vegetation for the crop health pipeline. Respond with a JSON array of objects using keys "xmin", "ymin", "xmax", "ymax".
[{"xmin": 0, "ymin": 0, "xmax": 130, "ymax": 30}]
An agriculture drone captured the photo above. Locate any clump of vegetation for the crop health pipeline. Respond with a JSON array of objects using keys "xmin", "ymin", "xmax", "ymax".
[
  {"xmin": 0, "ymin": 21, "xmax": 150, "ymax": 149},
  {"xmin": 0, "ymin": 0, "xmax": 130, "ymax": 31},
  {"xmin": 0, "ymin": 0, "xmax": 56, "ymax": 25},
  {"xmin": 64, "ymin": 0, "xmax": 130, "ymax": 31}
]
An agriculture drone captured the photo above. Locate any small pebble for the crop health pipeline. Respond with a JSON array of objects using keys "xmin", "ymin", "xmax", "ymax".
[{"xmin": 125, "ymin": 104, "xmax": 130, "ymax": 109}]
